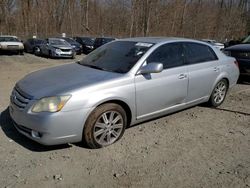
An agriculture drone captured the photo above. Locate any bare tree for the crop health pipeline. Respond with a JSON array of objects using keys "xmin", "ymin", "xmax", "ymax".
[{"xmin": 0, "ymin": 0, "xmax": 248, "ymax": 41}]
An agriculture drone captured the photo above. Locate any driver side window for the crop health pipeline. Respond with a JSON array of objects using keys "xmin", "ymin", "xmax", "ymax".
[{"xmin": 147, "ymin": 43, "xmax": 184, "ymax": 69}]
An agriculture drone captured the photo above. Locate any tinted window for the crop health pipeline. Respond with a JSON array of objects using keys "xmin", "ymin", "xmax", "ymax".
[
  {"xmin": 81, "ymin": 37, "xmax": 94, "ymax": 45},
  {"xmin": 48, "ymin": 39, "xmax": 70, "ymax": 46},
  {"xmin": 79, "ymin": 41, "xmax": 154, "ymax": 73},
  {"xmin": 0, "ymin": 37, "xmax": 19, "ymax": 42},
  {"xmin": 183, "ymin": 43, "xmax": 218, "ymax": 64},
  {"xmin": 35, "ymin": 39, "xmax": 45, "ymax": 44},
  {"xmin": 147, "ymin": 43, "xmax": 184, "ymax": 69},
  {"xmin": 103, "ymin": 38, "xmax": 114, "ymax": 43},
  {"xmin": 242, "ymin": 35, "xmax": 250, "ymax": 43}
]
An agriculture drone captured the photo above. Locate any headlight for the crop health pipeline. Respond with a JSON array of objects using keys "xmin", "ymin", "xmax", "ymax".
[
  {"xmin": 32, "ymin": 95, "xmax": 71, "ymax": 113},
  {"xmin": 55, "ymin": 48, "xmax": 61, "ymax": 54},
  {"xmin": 86, "ymin": 45, "xmax": 93, "ymax": 49}
]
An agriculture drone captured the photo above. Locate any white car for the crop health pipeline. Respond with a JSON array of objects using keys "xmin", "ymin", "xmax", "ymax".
[
  {"xmin": 202, "ymin": 39, "xmax": 224, "ymax": 50},
  {"xmin": 0, "ymin": 35, "xmax": 24, "ymax": 54}
]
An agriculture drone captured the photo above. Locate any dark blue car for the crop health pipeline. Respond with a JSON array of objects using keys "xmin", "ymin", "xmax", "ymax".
[{"xmin": 224, "ymin": 35, "xmax": 250, "ymax": 78}]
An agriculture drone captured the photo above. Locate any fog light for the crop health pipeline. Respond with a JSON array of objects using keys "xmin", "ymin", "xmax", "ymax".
[{"xmin": 31, "ymin": 130, "xmax": 41, "ymax": 138}]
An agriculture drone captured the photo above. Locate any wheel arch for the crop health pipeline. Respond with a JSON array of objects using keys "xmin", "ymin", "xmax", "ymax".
[{"xmin": 95, "ymin": 99, "xmax": 132, "ymax": 127}]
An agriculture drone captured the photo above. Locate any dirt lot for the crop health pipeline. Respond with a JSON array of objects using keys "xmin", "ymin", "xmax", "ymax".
[{"xmin": 0, "ymin": 54, "xmax": 249, "ymax": 188}]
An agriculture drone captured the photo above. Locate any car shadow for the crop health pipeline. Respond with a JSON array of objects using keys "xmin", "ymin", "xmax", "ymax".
[
  {"xmin": 201, "ymin": 106, "xmax": 250, "ymax": 116},
  {"xmin": 0, "ymin": 51, "xmax": 24, "ymax": 55},
  {"xmin": 0, "ymin": 107, "xmax": 72, "ymax": 152},
  {"xmin": 238, "ymin": 76, "xmax": 250, "ymax": 85}
]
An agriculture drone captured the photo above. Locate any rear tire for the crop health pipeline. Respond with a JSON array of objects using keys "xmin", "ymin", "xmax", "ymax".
[
  {"xmin": 48, "ymin": 50, "xmax": 53, "ymax": 58},
  {"xmin": 208, "ymin": 79, "xmax": 228, "ymax": 107},
  {"xmin": 83, "ymin": 103, "xmax": 127, "ymax": 149}
]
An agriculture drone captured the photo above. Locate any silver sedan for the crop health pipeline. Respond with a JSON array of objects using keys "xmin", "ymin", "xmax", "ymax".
[{"xmin": 9, "ymin": 37, "xmax": 239, "ymax": 148}]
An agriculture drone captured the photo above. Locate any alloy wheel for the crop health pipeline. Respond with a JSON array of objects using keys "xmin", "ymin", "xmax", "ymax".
[
  {"xmin": 93, "ymin": 111, "xmax": 124, "ymax": 146},
  {"xmin": 213, "ymin": 81, "xmax": 227, "ymax": 104}
]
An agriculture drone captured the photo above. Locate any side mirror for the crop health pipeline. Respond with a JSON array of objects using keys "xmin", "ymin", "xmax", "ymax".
[{"xmin": 137, "ymin": 63, "xmax": 163, "ymax": 74}]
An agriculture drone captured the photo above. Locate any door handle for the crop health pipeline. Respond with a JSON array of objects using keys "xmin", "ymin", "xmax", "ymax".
[{"xmin": 178, "ymin": 74, "xmax": 187, "ymax": 79}]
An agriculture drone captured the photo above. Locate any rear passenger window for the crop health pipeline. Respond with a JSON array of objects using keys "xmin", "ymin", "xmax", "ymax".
[
  {"xmin": 183, "ymin": 43, "xmax": 218, "ymax": 64},
  {"xmin": 147, "ymin": 43, "xmax": 184, "ymax": 69}
]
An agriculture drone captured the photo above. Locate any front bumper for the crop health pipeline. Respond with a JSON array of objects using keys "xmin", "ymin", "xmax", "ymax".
[
  {"xmin": 52, "ymin": 50, "xmax": 74, "ymax": 58},
  {"xmin": 9, "ymin": 101, "xmax": 92, "ymax": 145},
  {"xmin": 0, "ymin": 45, "xmax": 24, "ymax": 51}
]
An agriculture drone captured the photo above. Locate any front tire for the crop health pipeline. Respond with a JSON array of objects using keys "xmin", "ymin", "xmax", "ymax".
[
  {"xmin": 83, "ymin": 103, "xmax": 127, "ymax": 149},
  {"xmin": 71, "ymin": 51, "xmax": 76, "ymax": 59},
  {"xmin": 34, "ymin": 47, "xmax": 41, "ymax": 56},
  {"xmin": 19, "ymin": 50, "xmax": 24, "ymax": 55},
  {"xmin": 208, "ymin": 79, "xmax": 228, "ymax": 107}
]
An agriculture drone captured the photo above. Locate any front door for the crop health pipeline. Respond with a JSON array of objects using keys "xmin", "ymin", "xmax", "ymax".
[{"xmin": 135, "ymin": 42, "xmax": 188, "ymax": 119}]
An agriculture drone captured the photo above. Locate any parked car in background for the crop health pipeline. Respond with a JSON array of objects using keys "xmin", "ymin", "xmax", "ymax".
[
  {"xmin": 24, "ymin": 38, "xmax": 45, "ymax": 54},
  {"xmin": 201, "ymin": 39, "xmax": 224, "ymax": 50},
  {"xmin": 9, "ymin": 37, "xmax": 239, "ymax": 148},
  {"xmin": 0, "ymin": 35, "xmax": 24, "ymax": 55},
  {"xmin": 74, "ymin": 36, "xmax": 95, "ymax": 54},
  {"xmin": 35, "ymin": 38, "xmax": 75, "ymax": 59},
  {"xmin": 224, "ymin": 34, "xmax": 250, "ymax": 48},
  {"xmin": 93, "ymin": 37, "xmax": 115, "ymax": 50},
  {"xmin": 224, "ymin": 35, "xmax": 250, "ymax": 77},
  {"xmin": 57, "ymin": 37, "xmax": 82, "ymax": 55}
]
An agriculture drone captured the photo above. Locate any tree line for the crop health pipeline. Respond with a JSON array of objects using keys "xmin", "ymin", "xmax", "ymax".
[{"xmin": 0, "ymin": 0, "xmax": 250, "ymax": 41}]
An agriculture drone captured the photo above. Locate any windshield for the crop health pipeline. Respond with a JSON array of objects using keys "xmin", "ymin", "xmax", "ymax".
[
  {"xmin": 62, "ymin": 38, "xmax": 78, "ymax": 45},
  {"xmin": 81, "ymin": 37, "xmax": 94, "ymax": 45},
  {"xmin": 35, "ymin": 39, "xmax": 45, "ymax": 44},
  {"xmin": 242, "ymin": 35, "xmax": 250, "ymax": 43},
  {"xmin": 78, "ymin": 41, "xmax": 154, "ymax": 73},
  {"xmin": 0, "ymin": 37, "xmax": 19, "ymax": 42},
  {"xmin": 49, "ymin": 39, "xmax": 70, "ymax": 46},
  {"xmin": 103, "ymin": 38, "xmax": 115, "ymax": 43}
]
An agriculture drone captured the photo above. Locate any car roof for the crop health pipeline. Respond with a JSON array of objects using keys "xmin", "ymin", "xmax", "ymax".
[
  {"xmin": 202, "ymin": 39, "xmax": 216, "ymax": 42},
  {"xmin": 96, "ymin": 37, "xmax": 115, "ymax": 39},
  {"xmin": 28, "ymin": 38, "xmax": 44, "ymax": 40},
  {"xmin": 58, "ymin": 37, "xmax": 72, "ymax": 39},
  {"xmin": 119, "ymin": 37, "xmax": 202, "ymax": 44},
  {"xmin": 0, "ymin": 35, "xmax": 17, "ymax": 38},
  {"xmin": 48, "ymin": 38, "xmax": 64, "ymax": 40},
  {"xmin": 76, "ymin": 36, "xmax": 94, "ymax": 39}
]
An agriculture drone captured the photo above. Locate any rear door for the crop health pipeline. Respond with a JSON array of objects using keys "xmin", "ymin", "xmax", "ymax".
[
  {"xmin": 183, "ymin": 42, "xmax": 220, "ymax": 102},
  {"xmin": 135, "ymin": 42, "xmax": 188, "ymax": 118}
]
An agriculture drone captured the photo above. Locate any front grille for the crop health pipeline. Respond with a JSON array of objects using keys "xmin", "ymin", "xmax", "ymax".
[
  {"xmin": 231, "ymin": 51, "xmax": 250, "ymax": 59},
  {"xmin": 10, "ymin": 87, "xmax": 32, "ymax": 110},
  {"xmin": 7, "ymin": 45, "xmax": 19, "ymax": 49},
  {"xmin": 60, "ymin": 49, "xmax": 71, "ymax": 52}
]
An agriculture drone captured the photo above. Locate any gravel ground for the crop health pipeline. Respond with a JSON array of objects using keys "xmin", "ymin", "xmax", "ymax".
[{"xmin": 0, "ymin": 54, "xmax": 249, "ymax": 188}]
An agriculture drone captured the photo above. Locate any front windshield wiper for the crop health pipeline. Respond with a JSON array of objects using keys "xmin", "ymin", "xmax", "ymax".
[
  {"xmin": 76, "ymin": 61, "xmax": 124, "ymax": 74},
  {"xmin": 76, "ymin": 61, "xmax": 106, "ymax": 71}
]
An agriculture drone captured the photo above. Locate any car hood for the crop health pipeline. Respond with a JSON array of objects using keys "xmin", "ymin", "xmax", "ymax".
[
  {"xmin": 225, "ymin": 44, "xmax": 250, "ymax": 52},
  {"xmin": 16, "ymin": 63, "xmax": 123, "ymax": 99},
  {"xmin": 51, "ymin": 45, "xmax": 72, "ymax": 50}
]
